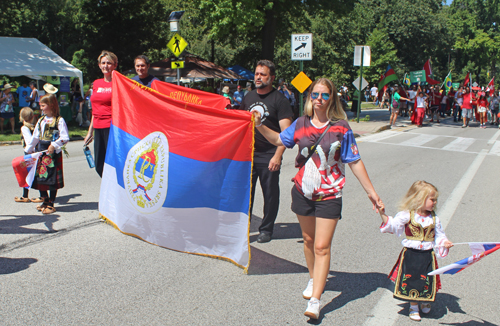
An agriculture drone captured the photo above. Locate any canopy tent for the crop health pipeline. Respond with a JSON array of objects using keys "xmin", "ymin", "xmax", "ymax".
[
  {"xmin": 125, "ymin": 54, "xmax": 242, "ymax": 80},
  {"xmin": 227, "ymin": 65, "xmax": 254, "ymax": 80},
  {"xmin": 0, "ymin": 37, "xmax": 83, "ymax": 97}
]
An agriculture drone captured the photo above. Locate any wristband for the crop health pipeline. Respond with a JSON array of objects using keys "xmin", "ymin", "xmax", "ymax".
[{"xmin": 255, "ymin": 122, "xmax": 262, "ymax": 128}]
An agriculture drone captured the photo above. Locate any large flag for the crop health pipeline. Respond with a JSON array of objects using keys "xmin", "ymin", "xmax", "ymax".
[
  {"xmin": 12, "ymin": 152, "xmax": 43, "ymax": 188},
  {"xmin": 100, "ymin": 71, "xmax": 254, "ymax": 270},
  {"xmin": 151, "ymin": 79, "xmax": 231, "ymax": 109},
  {"xmin": 486, "ymin": 77, "xmax": 495, "ymax": 96},
  {"xmin": 377, "ymin": 65, "xmax": 398, "ymax": 90},
  {"xmin": 428, "ymin": 242, "xmax": 500, "ymax": 276},
  {"xmin": 423, "ymin": 59, "xmax": 440, "ymax": 85},
  {"xmin": 443, "ymin": 71, "xmax": 452, "ymax": 91}
]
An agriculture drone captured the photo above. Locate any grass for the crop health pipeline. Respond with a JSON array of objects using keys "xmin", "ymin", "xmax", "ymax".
[
  {"xmin": 0, "ymin": 121, "xmax": 88, "ymax": 143},
  {"xmin": 350, "ymin": 115, "xmax": 370, "ymax": 122}
]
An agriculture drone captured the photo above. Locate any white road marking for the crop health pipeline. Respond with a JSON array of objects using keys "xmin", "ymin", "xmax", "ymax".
[
  {"xmin": 441, "ymin": 137, "xmax": 475, "ymax": 152},
  {"xmin": 400, "ymin": 134, "xmax": 439, "ymax": 147},
  {"xmin": 486, "ymin": 129, "xmax": 500, "ymax": 145},
  {"xmin": 358, "ymin": 131, "xmax": 399, "ymax": 143},
  {"xmin": 489, "ymin": 141, "xmax": 500, "ymax": 155},
  {"xmin": 363, "ymin": 134, "xmax": 496, "ymax": 325}
]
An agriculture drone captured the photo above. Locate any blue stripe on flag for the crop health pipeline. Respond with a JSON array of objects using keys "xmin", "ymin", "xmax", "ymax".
[
  {"xmin": 105, "ymin": 124, "xmax": 251, "ymax": 213},
  {"xmin": 444, "ymin": 268, "xmax": 464, "ymax": 275}
]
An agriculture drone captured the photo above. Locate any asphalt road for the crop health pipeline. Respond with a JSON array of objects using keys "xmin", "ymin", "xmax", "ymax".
[{"xmin": 1, "ymin": 118, "xmax": 499, "ymax": 325}]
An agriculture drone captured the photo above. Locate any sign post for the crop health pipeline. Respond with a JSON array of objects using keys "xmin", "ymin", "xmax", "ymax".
[
  {"xmin": 354, "ymin": 46, "xmax": 371, "ymax": 123},
  {"xmin": 291, "ymin": 33, "xmax": 313, "ymax": 116}
]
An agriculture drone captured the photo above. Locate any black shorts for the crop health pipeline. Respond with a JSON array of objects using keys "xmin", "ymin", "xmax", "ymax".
[{"xmin": 291, "ymin": 186, "xmax": 342, "ymax": 219}]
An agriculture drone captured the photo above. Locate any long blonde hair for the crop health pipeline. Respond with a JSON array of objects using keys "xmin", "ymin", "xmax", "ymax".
[
  {"xmin": 399, "ymin": 180, "xmax": 439, "ymax": 212},
  {"xmin": 303, "ymin": 78, "xmax": 346, "ymax": 122},
  {"xmin": 19, "ymin": 107, "xmax": 34, "ymax": 130}
]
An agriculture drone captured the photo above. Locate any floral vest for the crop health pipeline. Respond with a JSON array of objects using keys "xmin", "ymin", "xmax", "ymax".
[{"xmin": 405, "ymin": 210, "xmax": 436, "ymax": 242}]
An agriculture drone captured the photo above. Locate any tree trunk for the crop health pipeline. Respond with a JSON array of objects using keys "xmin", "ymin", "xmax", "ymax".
[
  {"xmin": 211, "ymin": 39, "xmax": 215, "ymax": 63},
  {"xmin": 261, "ymin": 7, "xmax": 277, "ymax": 61}
]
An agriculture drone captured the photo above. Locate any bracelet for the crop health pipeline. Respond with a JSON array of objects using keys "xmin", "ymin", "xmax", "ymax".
[{"xmin": 255, "ymin": 122, "xmax": 262, "ymax": 127}]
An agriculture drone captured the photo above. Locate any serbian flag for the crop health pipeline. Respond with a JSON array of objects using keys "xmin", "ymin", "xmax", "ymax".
[
  {"xmin": 377, "ymin": 65, "xmax": 398, "ymax": 91},
  {"xmin": 151, "ymin": 80, "xmax": 231, "ymax": 110},
  {"xmin": 12, "ymin": 152, "xmax": 43, "ymax": 188},
  {"xmin": 99, "ymin": 71, "xmax": 254, "ymax": 271},
  {"xmin": 464, "ymin": 72, "xmax": 470, "ymax": 87},
  {"xmin": 486, "ymin": 77, "xmax": 495, "ymax": 96},
  {"xmin": 423, "ymin": 59, "xmax": 440, "ymax": 85},
  {"xmin": 428, "ymin": 242, "xmax": 500, "ymax": 276}
]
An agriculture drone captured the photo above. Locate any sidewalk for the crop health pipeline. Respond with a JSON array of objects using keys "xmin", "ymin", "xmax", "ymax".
[{"xmin": 346, "ymin": 107, "xmax": 393, "ymax": 137}]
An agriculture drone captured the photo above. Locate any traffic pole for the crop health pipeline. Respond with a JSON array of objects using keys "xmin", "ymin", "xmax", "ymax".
[
  {"xmin": 299, "ymin": 61, "xmax": 304, "ymax": 116},
  {"xmin": 357, "ymin": 47, "xmax": 364, "ymax": 123}
]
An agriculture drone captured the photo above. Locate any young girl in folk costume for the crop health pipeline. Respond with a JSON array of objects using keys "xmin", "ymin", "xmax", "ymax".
[
  {"xmin": 25, "ymin": 94, "xmax": 70, "ymax": 214},
  {"xmin": 379, "ymin": 181, "xmax": 453, "ymax": 321},
  {"xmin": 477, "ymin": 92, "xmax": 489, "ymax": 129},
  {"xmin": 14, "ymin": 107, "xmax": 44, "ymax": 203}
]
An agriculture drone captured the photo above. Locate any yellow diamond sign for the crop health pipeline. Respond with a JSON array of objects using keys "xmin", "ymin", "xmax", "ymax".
[
  {"xmin": 167, "ymin": 33, "xmax": 188, "ymax": 57},
  {"xmin": 171, "ymin": 60, "xmax": 184, "ymax": 69},
  {"xmin": 291, "ymin": 71, "xmax": 312, "ymax": 93}
]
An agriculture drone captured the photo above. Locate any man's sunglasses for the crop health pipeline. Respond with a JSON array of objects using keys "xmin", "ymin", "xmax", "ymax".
[{"xmin": 311, "ymin": 92, "xmax": 330, "ymax": 101}]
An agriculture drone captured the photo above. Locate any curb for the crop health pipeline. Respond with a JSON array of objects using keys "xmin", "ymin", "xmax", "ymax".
[
  {"xmin": 0, "ymin": 136, "xmax": 84, "ymax": 146},
  {"xmin": 353, "ymin": 124, "xmax": 391, "ymax": 138}
]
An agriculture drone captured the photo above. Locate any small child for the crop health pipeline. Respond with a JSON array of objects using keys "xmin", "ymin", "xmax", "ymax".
[
  {"xmin": 25, "ymin": 94, "xmax": 69, "ymax": 214},
  {"xmin": 14, "ymin": 107, "xmax": 44, "ymax": 203},
  {"xmin": 379, "ymin": 181, "xmax": 453, "ymax": 322},
  {"xmin": 477, "ymin": 93, "xmax": 489, "ymax": 129}
]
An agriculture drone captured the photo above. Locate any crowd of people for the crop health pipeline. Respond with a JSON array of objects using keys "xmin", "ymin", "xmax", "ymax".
[
  {"xmin": 366, "ymin": 83, "xmax": 499, "ymax": 129},
  {"xmin": 6, "ymin": 54, "xmax": 490, "ymax": 322}
]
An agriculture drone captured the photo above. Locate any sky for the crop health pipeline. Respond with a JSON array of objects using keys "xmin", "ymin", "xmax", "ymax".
[{"xmin": 445, "ymin": 0, "xmax": 453, "ymax": 5}]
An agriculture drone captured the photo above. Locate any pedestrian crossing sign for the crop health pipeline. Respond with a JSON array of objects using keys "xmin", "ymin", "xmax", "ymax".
[{"xmin": 167, "ymin": 33, "xmax": 188, "ymax": 58}]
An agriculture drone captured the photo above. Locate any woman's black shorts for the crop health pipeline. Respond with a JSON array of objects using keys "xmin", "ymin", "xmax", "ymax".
[{"xmin": 291, "ymin": 186, "xmax": 342, "ymax": 219}]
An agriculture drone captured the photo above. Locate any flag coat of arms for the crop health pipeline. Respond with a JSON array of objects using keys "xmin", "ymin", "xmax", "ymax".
[{"xmin": 99, "ymin": 72, "xmax": 254, "ymax": 270}]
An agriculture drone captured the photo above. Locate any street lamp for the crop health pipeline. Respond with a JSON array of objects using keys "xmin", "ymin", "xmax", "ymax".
[{"xmin": 168, "ymin": 11, "xmax": 185, "ymax": 32}]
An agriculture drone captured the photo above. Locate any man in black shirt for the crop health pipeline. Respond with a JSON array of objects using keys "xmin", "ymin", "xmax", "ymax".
[{"xmin": 240, "ymin": 60, "xmax": 293, "ymax": 243}]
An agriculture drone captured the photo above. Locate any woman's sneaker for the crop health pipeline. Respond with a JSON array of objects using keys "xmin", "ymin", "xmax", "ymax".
[
  {"xmin": 302, "ymin": 279, "xmax": 313, "ymax": 299},
  {"xmin": 304, "ymin": 297, "xmax": 321, "ymax": 319}
]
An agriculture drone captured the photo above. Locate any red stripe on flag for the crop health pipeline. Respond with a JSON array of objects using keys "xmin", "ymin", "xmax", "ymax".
[{"xmin": 111, "ymin": 72, "xmax": 254, "ymax": 163}]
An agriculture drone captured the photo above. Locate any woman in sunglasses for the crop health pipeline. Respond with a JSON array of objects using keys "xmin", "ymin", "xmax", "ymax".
[{"xmin": 252, "ymin": 78, "xmax": 384, "ymax": 320}]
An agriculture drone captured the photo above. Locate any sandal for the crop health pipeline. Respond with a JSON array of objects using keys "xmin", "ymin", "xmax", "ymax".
[
  {"xmin": 409, "ymin": 310, "xmax": 421, "ymax": 321},
  {"xmin": 14, "ymin": 197, "xmax": 31, "ymax": 203},
  {"xmin": 420, "ymin": 303, "xmax": 431, "ymax": 314},
  {"xmin": 31, "ymin": 197, "xmax": 45, "ymax": 203},
  {"xmin": 42, "ymin": 206, "xmax": 56, "ymax": 214},
  {"xmin": 37, "ymin": 203, "xmax": 48, "ymax": 211}
]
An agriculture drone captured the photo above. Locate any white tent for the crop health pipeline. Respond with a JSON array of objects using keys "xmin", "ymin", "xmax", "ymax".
[{"xmin": 0, "ymin": 37, "xmax": 83, "ymax": 96}]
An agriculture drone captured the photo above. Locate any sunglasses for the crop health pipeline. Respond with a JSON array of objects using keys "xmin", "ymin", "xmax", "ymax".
[{"xmin": 311, "ymin": 92, "xmax": 330, "ymax": 101}]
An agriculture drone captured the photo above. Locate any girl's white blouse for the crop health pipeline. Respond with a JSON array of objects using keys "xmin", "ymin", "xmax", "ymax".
[{"xmin": 380, "ymin": 210, "xmax": 449, "ymax": 258}]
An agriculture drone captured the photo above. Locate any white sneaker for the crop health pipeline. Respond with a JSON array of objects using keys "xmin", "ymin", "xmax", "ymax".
[
  {"xmin": 304, "ymin": 297, "xmax": 321, "ymax": 319},
  {"xmin": 302, "ymin": 278, "xmax": 313, "ymax": 299}
]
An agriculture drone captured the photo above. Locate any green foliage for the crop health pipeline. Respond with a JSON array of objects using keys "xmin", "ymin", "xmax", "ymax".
[{"xmin": 0, "ymin": 0, "xmax": 498, "ymax": 89}]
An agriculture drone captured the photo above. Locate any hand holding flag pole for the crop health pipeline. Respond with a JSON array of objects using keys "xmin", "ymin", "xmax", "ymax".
[{"xmin": 429, "ymin": 242, "xmax": 500, "ymax": 276}]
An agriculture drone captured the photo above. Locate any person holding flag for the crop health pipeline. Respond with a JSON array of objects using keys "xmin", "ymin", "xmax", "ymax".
[
  {"xmin": 489, "ymin": 90, "xmax": 499, "ymax": 126},
  {"xmin": 378, "ymin": 180, "xmax": 453, "ymax": 322}
]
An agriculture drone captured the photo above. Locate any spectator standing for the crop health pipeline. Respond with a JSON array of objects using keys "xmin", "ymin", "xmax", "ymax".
[
  {"xmin": 370, "ymin": 84, "xmax": 378, "ymax": 103},
  {"xmin": 16, "ymin": 83, "xmax": 31, "ymax": 107},
  {"xmin": 27, "ymin": 81, "xmax": 39, "ymax": 110},
  {"xmin": 84, "ymin": 50, "xmax": 118, "ymax": 177},
  {"xmin": 489, "ymin": 91, "xmax": 499, "ymax": 126},
  {"xmin": 454, "ymin": 86, "xmax": 463, "ymax": 122},
  {"xmin": 0, "ymin": 84, "xmax": 16, "ymax": 134},
  {"xmin": 240, "ymin": 60, "xmax": 293, "ymax": 243},
  {"xmin": 131, "ymin": 55, "xmax": 159, "ymax": 87},
  {"xmin": 461, "ymin": 86, "xmax": 475, "ymax": 128},
  {"xmin": 233, "ymin": 85, "xmax": 244, "ymax": 110},
  {"xmin": 407, "ymin": 85, "xmax": 417, "ymax": 118},
  {"xmin": 430, "ymin": 86, "xmax": 443, "ymax": 123}
]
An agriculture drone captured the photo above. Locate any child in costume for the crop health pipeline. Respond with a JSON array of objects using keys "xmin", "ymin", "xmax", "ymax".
[
  {"xmin": 25, "ymin": 94, "xmax": 69, "ymax": 214},
  {"xmin": 15, "ymin": 107, "xmax": 44, "ymax": 203},
  {"xmin": 379, "ymin": 180, "xmax": 453, "ymax": 322}
]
